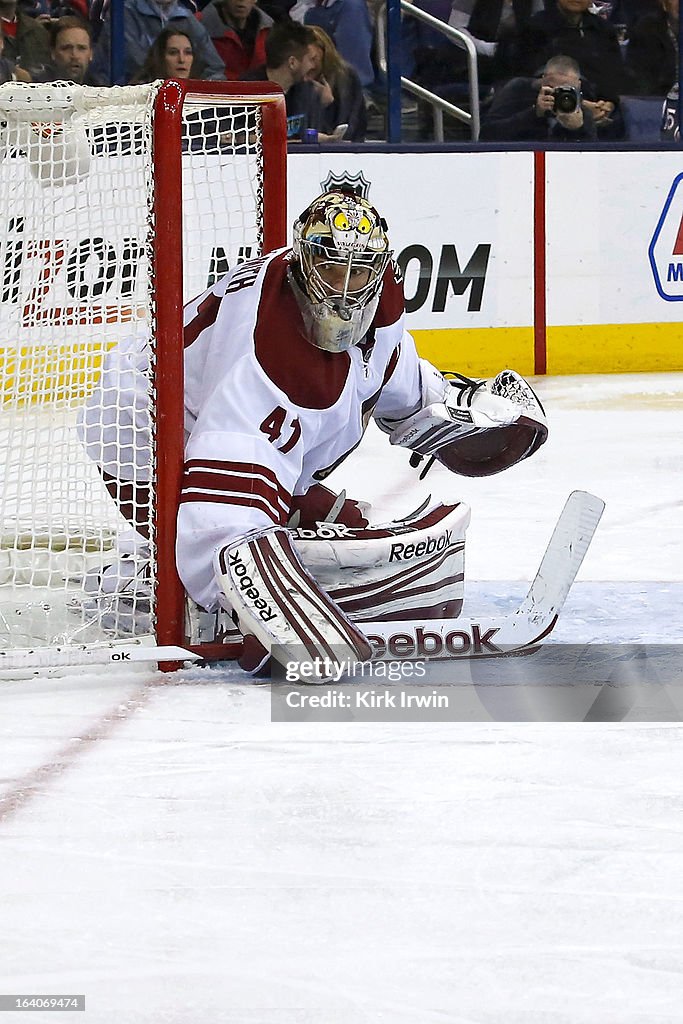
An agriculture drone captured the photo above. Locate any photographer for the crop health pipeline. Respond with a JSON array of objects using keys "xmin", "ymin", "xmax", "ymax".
[{"xmin": 480, "ymin": 55, "xmax": 597, "ymax": 140}]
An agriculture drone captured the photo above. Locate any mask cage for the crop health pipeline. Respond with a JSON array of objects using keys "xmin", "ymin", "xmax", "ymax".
[{"xmin": 298, "ymin": 238, "xmax": 391, "ymax": 311}]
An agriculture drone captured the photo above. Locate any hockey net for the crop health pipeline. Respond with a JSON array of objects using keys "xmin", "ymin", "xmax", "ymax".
[{"xmin": 0, "ymin": 80, "xmax": 286, "ymax": 667}]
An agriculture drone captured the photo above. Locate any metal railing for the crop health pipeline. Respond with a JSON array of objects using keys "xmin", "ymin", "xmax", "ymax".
[{"xmin": 377, "ymin": 0, "xmax": 480, "ymax": 141}]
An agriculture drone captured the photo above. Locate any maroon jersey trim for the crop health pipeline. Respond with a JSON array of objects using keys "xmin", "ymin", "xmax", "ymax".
[
  {"xmin": 184, "ymin": 291, "xmax": 222, "ymax": 349},
  {"xmin": 253, "ymin": 254, "xmax": 351, "ymax": 410},
  {"xmin": 181, "ymin": 460, "xmax": 291, "ymax": 523},
  {"xmin": 180, "ymin": 491, "xmax": 285, "ymax": 526},
  {"xmin": 184, "ymin": 460, "xmax": 290, "ymax": 506},
  {"xmin": 372, "ymin": 260, "xmax": 405, "ymax": 329}
]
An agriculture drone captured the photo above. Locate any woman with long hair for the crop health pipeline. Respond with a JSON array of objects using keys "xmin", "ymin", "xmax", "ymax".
[
  {"xmin": 306, "ymin": 24, "xmax": 367, "ymax": 142},
  {"xmin": 133, "ymin": 26, "xmax": 205, "ymax": 83}
]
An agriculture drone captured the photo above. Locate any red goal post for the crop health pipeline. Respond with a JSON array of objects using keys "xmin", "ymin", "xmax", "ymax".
[
  {"xmin": 153, "ymin": 82, "xmax": 287, "ymax": 664},
  {"xmin": 0, "ymin": 80, "xmax": 287, "ymax": 670}
]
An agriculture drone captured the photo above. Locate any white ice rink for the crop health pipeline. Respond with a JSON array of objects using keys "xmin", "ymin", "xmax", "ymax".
[{"xmin": 1, "ymin": 372, "xmax": 682, "ymax": 1023}]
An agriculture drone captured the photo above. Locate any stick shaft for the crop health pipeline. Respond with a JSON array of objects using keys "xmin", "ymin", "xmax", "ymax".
[{"xmin": 0, "ymin": 645, "xmax": 200, "ymax": 672}]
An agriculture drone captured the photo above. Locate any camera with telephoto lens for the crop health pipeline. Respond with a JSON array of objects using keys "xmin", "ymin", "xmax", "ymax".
[{"xmin": 553, "ymin": 85, "xmax": 580, "ymax": 114}]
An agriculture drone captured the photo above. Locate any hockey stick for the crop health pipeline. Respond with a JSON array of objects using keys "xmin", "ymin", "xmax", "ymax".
[
  {"xmin": 0, "ymin": 644, "xmax": 201, "ymax": 673},
  {"xmin": 359, "ymin": 490, "xmax": 605, "ymax": 659}
]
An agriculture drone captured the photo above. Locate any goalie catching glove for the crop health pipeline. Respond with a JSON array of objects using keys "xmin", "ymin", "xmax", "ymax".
[
  {"xmin": 377, "ymin": 364, "xmax": 547, "ymax": 477},
  {"xmin": 215, "ymin": 526, "xmax": 372, "ymax": 679}
]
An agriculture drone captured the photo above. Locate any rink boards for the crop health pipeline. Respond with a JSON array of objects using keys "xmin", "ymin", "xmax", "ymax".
[
  {"xmin": 290, "ymin": 149, "xmax": 683, "ymax": 376},
  {"xmin": 1, "ymin": 147, "xmax": 681, "ymax": 396}
]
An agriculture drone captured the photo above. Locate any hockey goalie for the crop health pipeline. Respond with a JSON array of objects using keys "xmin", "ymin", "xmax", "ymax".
[{"xmin": 79, "ymin": 188, "xmax": 547, "ymax": 676}]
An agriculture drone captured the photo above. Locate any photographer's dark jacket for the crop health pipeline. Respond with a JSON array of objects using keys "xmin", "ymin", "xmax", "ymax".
[
  {"xmin": 480, "ymin": 76, "xmax": 597, "ymax": 141},
  {"xmin": 517, "ymin": 3, "xmax": 626, "ymax": 103}
]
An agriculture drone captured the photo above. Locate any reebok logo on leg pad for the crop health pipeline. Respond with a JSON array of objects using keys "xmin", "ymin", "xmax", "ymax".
[
  {"xmin": 228, "ymin": 548, "xmax": 277, "ymax": 622},
  {"xmin": 215, "ymin": 527, "xmax": 372, "ymax": 676}
]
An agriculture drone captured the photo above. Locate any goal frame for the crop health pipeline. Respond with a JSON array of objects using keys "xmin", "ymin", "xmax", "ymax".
[
  {"xmin": 143, "ymin": 80, "xmax": 287, "ymax": 665},
  {"xmin": 0, "ymin": 78, "xmax": 287, "ymax": 669}
]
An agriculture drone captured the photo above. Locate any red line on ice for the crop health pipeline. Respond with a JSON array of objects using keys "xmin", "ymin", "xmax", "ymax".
[{"xmin": 0, "ymin": 683, "xmax": 154, "ymax": 824}]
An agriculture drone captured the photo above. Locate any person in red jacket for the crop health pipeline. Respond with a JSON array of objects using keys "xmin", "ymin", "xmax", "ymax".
[{"xmin": 201, "ymin": 0, "xmax": 272, "ymax": 80}]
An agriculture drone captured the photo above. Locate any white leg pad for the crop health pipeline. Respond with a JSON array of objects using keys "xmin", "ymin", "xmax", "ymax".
[
  {"xmin": 292, "ymin": 501, "xmax": 471, "ymax": 622},
  {"xmin": 215, "ymin": 527, "xmax": 372, "ymax": 671}
]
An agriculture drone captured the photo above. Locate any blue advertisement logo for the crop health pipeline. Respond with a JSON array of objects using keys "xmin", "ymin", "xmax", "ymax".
[{"xmin": 649, "ymin": 173, "xmax": 683, "ymax": 301}]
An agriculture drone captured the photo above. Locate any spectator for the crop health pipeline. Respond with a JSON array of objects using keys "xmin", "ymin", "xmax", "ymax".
[
  {"xmin": 624, "ymin": 0, "xmax": 678, "ymax": 96},
  {"xmin": 241, "ymin": 18, "xmax": 324, "ymax": 132},
  {"xmin": 480, "ymin": 53, "xmax": 597, "ymax": 138},
  {"xmin": 0, "ymin": 18, "xmax": 31, "ymax": 78},
  {"xmin": 200, "ymin": 0, "xmax": 273, "ymax": 80},
  {"xmin": 133, "ymin": 25, "xmax": 206, "ymax": 79},
  {"xmin": 517, "ymin": 0, "xmax": 628, "ymax": 136},
  {"xmin": 447, "ymin": 0, "xmax": 544, "ymax": 84},
  {"xmin": 401, "ymin": 0, "xmax": 459, "ymax": 88},
  {"xmin": 134, "ymin": 29, "xmax": 241, "ymax": 149},
  {"xmin": 402, "ymin": 0, "xmax": 541, "ymax": 141},
  {"xmin": 88, "ymin": 0, "xmax": 110, "ymax": 43},
  {"xmin": 661, "ymin": 80, "xmax": 679, "ymax": 139},
  {"xmin": 306, "ymin": 23, "xmax": 366, "ymax": 140},
  {"xmin": 401, "ymin": 0, "xmax": 540, "ymax": 101},
  {"xmin": 90, "ymin": 0, "xmax": 225, "ymax": 84},
  {"xmin": 34, "ymin": 16, "xmax": 96, "ymax": 82},
  {"xmin": 291, "ymin": 0, "xmax": 375, "ymax": 89},
  {"xmin": 0, "ymin": 0, "xmax": 50, "ymax": 77}
]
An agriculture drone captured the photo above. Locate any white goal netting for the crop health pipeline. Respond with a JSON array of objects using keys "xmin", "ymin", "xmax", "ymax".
[{"xmin": 0, "ymin": 81, "xmax": 282, "ymax": 661}]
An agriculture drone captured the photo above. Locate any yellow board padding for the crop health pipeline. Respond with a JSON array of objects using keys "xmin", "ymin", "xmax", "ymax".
[
  {"xmin": 2, "ymin": 324, "xmax": 680, "ymax": 407},
  {"xmin": 0, "ymin": 340, "xmax": 112, "ymax": 406},
  {"xmin": 547, "ymin": 323, "xmax": 683, "ymax": 375},
  {"xmin": 413, "ymin": 323, "xmax": 683, "ymax": 375},
  {"xmin": 411, "ymin": 327, "xmax": 536, "ymax": 377}
]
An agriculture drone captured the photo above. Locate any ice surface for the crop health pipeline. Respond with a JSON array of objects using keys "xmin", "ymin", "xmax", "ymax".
[{"xmin": 1, "ymin": 373, "xmax": 682, "ymax": 1022}]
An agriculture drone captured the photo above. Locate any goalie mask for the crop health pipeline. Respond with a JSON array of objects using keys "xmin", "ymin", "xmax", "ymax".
[{"xmin": 289, "ymin": 190, "xmax": 392, "ymax": 353}]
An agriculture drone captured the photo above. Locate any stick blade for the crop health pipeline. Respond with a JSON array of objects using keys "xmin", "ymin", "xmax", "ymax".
[
  {"xmin": 354, "ymin": 490, "xmax": 606, "ymax": 658},
  {"xmin": 520, "ymin": 489, "xmax": 605, "ymax": 626},
  {"xmin": 455, "ymin": 490, "xmax": 605, "ymax": 651}
]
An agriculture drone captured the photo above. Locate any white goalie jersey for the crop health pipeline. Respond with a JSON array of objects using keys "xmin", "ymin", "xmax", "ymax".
[
  {"xmin": 81, "ymin": 243, "xmax": 547, "ymax": 628},
  {"xmin": 177, "ymin": 249, "xmax": 424, "ymax": 611}
]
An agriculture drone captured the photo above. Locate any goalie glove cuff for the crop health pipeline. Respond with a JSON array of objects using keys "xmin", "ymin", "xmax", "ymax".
[{"xmin": 376, "ymin": 358, "xmax": 450, "ymax": 436}]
